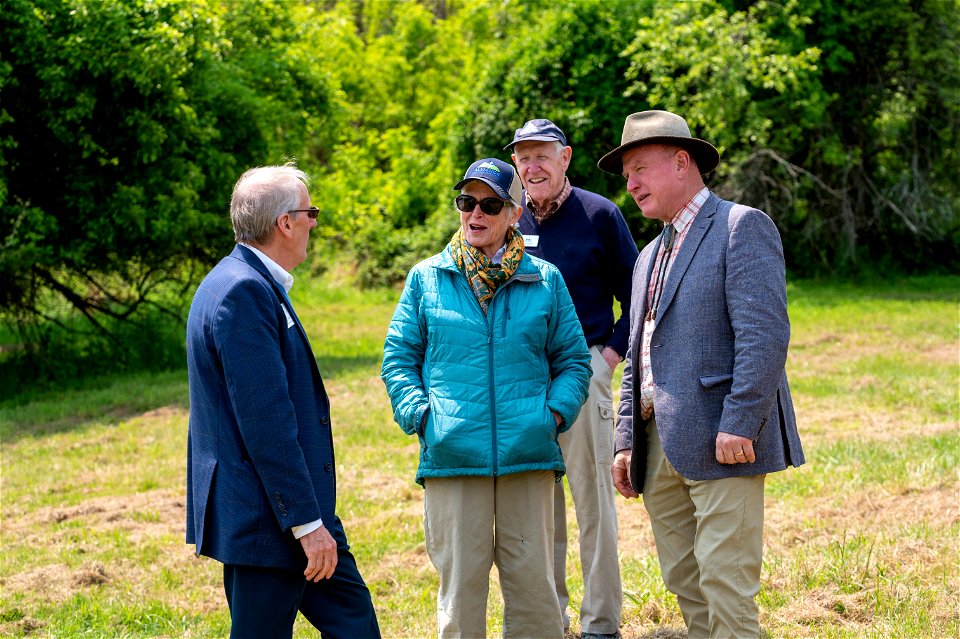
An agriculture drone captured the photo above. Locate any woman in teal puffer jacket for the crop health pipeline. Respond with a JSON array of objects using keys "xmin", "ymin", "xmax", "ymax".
[{"xmin": 381, "ymin": 158, "xmax": 591, "ymax": 639}]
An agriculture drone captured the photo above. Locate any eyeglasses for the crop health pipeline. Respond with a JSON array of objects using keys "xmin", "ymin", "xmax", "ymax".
[
  {"xmin": 287, "ymin": 207, "xmax": 320, "ymax": 219},
  {"xmin": 455, "ymin": 195, "xmax": 507, "ymax": 216}
]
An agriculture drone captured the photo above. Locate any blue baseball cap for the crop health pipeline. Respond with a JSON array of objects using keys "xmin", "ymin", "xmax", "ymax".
[
  {"xmin": 504, "ymin": 118, "xmax": 568, "ymax": 150},
  {"xmin": 453, "ymin": 158, "xmax": 523, "ymax": 205}
]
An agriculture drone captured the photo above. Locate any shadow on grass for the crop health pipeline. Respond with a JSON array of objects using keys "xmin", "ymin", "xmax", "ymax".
[
  {"xmin": 1, "ymin": 353, "xmax": 383, "ymax": 445},
  {"xmin": 0, "ymin": 369, "xmax": 190, "ymax": 444}
]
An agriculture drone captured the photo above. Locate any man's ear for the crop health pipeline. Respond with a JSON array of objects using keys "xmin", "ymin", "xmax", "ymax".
[
  {"xmin": 561, "ymin": 145, "xmax": 573, "ymax": 171},
  {"xmin": 674, "ymin": 148, "xmax": 692, "ymax": 173},
  {"xmin": 275, "ymin": 212, "xmax": 294, "ymax": 237}
]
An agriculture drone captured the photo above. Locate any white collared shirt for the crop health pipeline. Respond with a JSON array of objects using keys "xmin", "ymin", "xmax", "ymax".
[
  {"xmin": 239, "ymin": 243, "xmax": 323, "ymax": 539},
  {"xmin": 240, "ymin": 243, "xmax": 294, "ymax": 293}
]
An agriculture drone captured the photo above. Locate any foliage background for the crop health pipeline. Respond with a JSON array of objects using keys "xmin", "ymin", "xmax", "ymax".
[{"xmin": 1, "ymin": 0, "xmax": 958, "ymax": 385}]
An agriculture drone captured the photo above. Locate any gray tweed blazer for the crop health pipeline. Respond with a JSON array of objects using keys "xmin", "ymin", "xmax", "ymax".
[{"xmin": 615, "ymin": 192, "xmax": 804, "ymax": 493}]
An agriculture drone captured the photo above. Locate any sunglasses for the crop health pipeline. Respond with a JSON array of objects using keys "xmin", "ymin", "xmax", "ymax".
[
  {"xmin": 455, "ymin": 194, "xmax": 508, "ymax": 216},
  {"xmin": 287, "ymin": 207, "xmax": 320, "ymax": 219}
]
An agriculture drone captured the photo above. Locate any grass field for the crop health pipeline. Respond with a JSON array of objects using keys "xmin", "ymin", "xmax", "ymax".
[{"xmin": 1, "ymin": 273, "xmax": 957, "ymax": 638}]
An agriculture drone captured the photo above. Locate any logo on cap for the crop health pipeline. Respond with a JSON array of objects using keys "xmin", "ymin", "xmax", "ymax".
[{"xmin": 476, "ymin": 161, "xmax": 501, "ymax": 174}]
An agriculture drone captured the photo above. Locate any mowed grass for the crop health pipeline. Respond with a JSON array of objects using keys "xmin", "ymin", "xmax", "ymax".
[{"xmin": 1, "ymin": 274, "xmax": 957, "ymax": 638}]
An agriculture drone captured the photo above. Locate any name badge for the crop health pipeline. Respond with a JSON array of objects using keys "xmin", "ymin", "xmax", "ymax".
[
  {"xmin": 522, "ymin": 234, "xmax": 540, "ymax": 248},
  {"xmin": 280, "ymin": 303, "xmax": 295, "ymax": 328}
]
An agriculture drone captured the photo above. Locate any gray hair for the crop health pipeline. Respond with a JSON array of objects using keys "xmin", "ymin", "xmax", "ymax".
[{"xmin": 230, "ymin": 164, "xmax": 309, "ymax": 244}]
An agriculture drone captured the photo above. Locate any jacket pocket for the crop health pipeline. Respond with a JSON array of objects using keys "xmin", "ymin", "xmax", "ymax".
[
  {"xmin": 543, "ymin": 402, "xmax": 558, "ymax": 439},
  {"xmin": 422, "ymin": 391, "xmax": 436, "ymax": 444},
  {"xmin": 596, "ymin": 400, "xmax": 615, "ymax": 465},
  {"xmin": 699, "ymin": 373, "xmax": 733, "ymax": 389},
  {"xmin": 598, "ymin": 400, "xmax": 614, "ymax": 421},
  {"xmin": 417, "ymin": 405, "xmax": 430, "ymax": 439}
]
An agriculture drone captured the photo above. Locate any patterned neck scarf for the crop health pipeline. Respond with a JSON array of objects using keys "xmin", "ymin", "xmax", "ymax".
[{"xmin": 448, "ymin": 226, "xmax": 525, "ymax": 313}]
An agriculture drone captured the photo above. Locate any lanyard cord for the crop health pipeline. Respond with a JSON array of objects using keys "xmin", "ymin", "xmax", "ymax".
[{"xmin": 647, "ymin": 224, "xmax": 676, "ymax": 321}]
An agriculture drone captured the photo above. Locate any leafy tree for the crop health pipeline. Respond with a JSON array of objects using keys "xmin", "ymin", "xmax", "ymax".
[
  {"xmin": 0, "ymin": 0, "xmax": 336, "ymax": 384},
  {"xmin": 0, "ymin": 0, "xmax": 335, "ymax": 326},
  {"xmin": 307, "ymin": 0, "xmax": 514, "ymax": 285},
  {"xmin": 451, "ymin": 0, "xmax": 652, "ymax": 233},
  {"xmin": 787, "ymin": 0, "xmax": 960, "ymax": 272},
  {"xmin": 623, "ymin": 0, "xmax": 959, "ymax": 274},
  {"xmin": 336, "ymin": 0, "xmax": 658, "ymax": 285}
]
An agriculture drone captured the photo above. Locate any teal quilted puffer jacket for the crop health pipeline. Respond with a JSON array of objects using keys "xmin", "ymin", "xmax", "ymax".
[{"xmin": 381, "ymin": 247, "xmax": 592, "ymax": 485}]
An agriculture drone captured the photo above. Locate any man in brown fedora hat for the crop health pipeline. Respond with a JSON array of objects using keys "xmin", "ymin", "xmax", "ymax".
[{"xmin": 599, "ymin": 110, "xmax": 805, "ymax": 638}]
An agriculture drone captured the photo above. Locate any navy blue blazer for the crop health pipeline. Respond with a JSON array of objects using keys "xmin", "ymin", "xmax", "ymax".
[
  {"xmin": 615, "ymin": 193, "xmax": 804, "ymax": 493},
  {"xmin": 186, "ymin": 245, "xmax": 336, "ymax": 570}
]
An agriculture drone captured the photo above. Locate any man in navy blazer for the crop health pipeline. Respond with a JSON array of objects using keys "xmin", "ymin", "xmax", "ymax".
[
  {"xmin": 599, "ymin": 112, "xmax": 805, "ymax": 638},
  {"xmin": 186, "ymin": 165, "xmax": 380, "ymax": 639}
]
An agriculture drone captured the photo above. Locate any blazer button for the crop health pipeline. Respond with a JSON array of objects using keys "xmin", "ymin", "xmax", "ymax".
[
  {"xmin": 320, "ymin": 416, "xmax": 330, "ymax": 425},
  {"xmin": 324, "ymin": 463, "xmax": 332, "ymax": 472}
]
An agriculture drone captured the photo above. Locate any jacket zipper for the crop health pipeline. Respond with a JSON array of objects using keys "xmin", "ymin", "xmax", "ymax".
[
  {"xmin": 487, "ymin": 305, "xmax": 497, "ymax": 477},
  {"xmin": 448, "ymin": 266, "xmax": 530, "ymax": 478},
  {"xmin": 501, "ymin": 287, "xmax": 511, "ymax": 336}
]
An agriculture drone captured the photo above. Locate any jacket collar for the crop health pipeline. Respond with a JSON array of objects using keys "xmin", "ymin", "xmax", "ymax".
[
  {"xmin": 230, "ymin": 246, "xmax": 322, "ymax": 377},
  {"xmin": 232, "ymin": 244, "xmax": 303, "ymax": 323},
  {"xmin": 233, "ymin": 244, "xmax": 274, "ymax": 281}
]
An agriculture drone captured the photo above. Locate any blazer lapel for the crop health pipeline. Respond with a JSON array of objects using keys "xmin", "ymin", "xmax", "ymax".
[
  {"xmin": 233, "ymin": 245, "xmax": 312, "ymax": 345},
  {"xmin": 628, "ymin": 238, "xmax": 659, "ymax": 360},
  {"xmin": 637, "ymin": 239, "xmax": 659, "ymax": 319},
  {"xmin": 655, "ymin": 194, "xmax": 719, "ymax": 322}
]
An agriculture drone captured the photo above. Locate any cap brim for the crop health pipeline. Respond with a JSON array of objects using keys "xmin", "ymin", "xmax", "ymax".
[
  {"xmin": 597, "ymin": 136, "xmax": 719, "ymax": 175},
  {"xmin": 453, "ymin": 177, "xmax": 514, "ymax": 203},
  {"xmin": 504, "ymin": 135, "xmax": 565, "ymax": 151}
]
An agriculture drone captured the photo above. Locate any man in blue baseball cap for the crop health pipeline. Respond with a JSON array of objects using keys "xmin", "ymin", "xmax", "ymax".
[{"xmin": 507, "ymin": 119, "xmax": 638, "ymax": 639}]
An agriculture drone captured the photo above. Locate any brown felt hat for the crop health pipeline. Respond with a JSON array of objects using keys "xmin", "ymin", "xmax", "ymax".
[{"xmin": 597, "ymin": 110, "xmax": 720, "ymax": 176}]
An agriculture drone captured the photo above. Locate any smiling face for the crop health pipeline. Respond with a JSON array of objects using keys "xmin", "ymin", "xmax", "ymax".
[
  {"xmin": 459, "ymin": 180, "xmax": 521, "ymax": 258},
  {"xmin": 621, "ymin": 143, "xmax": 694, "ymax": 223},
  {"xmin": 511, "ymin": 140, "xmax": 571, "ymax": 208}
]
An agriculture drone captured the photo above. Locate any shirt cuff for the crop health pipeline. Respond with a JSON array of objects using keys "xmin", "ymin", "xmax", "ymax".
[{"xmin": 291, "ymin": 518, "xmax": 324, "ymax": 539}]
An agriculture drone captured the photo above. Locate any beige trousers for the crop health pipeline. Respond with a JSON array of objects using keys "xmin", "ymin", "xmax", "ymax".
[
  {"xmin": 424, "ymin": 471, "xmax": 563, "ymax": 639},
  {"xmin": 644, "ymin": 418, "xmax": 765, "ymax": 639},
  {"xmin": 554, "ymin": 345, "xmax": 622, "ymax": 634}
]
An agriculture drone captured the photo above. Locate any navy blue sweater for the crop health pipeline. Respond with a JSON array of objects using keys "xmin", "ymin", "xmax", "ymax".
[{"xmin": 518, "ymin": 187, "xmax": 639, "ymax": 356}]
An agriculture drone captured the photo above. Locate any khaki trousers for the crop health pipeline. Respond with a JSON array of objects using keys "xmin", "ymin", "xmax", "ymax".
[
  {"xmin": 424, "ymin": 472, "xmax": 563, "ymax": 639},
  {"xmin": 644, "ymin": 419, "xmax": 765, "ymax": 639},
  {"xmin": 554, "ymin": 346, "xmax": 622, "ymax": 634}
]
